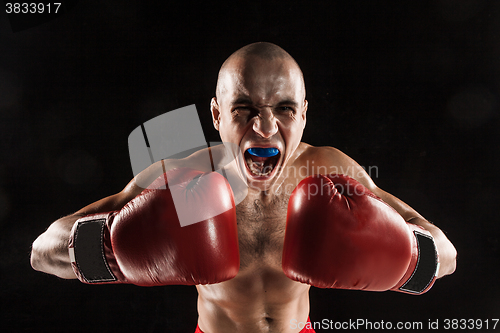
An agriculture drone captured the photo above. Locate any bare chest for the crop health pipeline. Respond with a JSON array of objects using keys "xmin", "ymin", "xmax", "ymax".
[{"xmin": 235, "ymin": 191, "xmax": 290, "ymax": 269}]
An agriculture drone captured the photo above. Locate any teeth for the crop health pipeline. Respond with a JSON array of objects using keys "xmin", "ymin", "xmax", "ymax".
[
  {"xmin": 245, "ymin": 150, "xmax": 280, "ymax": 177},
  {"xmin": 247, "ymin": 159, "xmax": 273, "ymax": 176}
]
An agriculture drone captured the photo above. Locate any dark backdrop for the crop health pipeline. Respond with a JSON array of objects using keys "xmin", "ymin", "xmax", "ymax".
[{"xmin": 1, "ymin": 1, "xmax": 498, "ymax": 332}]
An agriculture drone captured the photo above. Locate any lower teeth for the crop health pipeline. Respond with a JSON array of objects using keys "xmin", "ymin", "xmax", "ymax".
[{"xmin": 249, "ymin": 162, "xmax": 273, "ymax": 176}]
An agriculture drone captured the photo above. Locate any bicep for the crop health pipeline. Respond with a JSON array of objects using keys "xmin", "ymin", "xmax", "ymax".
[
  {"xmin": 320, "ymin": 147, "xmax": 422, "ymax": 221},
  {"xmin": 74, "ymin": 159, "xmax": 175, "ymax": 215},
  {"xmin": 74, "ymin": 189, "xmax": 138, "ymax": 216},
  {"xmin": 74, "ymin": 149, "xmax": 217, "ymax": 217},
  {"xmin": 370, "ymin": 186, "xmax": 424, "ymax": 222}
]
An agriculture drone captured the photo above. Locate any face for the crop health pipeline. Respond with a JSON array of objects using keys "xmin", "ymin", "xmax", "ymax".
[{"xmin": 211, "ymin": 56, "xmax": 308, "ymax": 191}]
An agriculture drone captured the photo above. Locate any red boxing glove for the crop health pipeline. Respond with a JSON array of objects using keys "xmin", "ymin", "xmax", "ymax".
[
  {"xmin": 282, "ymin": 174, "xmax": 439, "ymax": 294},
  {"xmin": 68, "ymin": 168, "xmax": 239, "ymax": 286}
]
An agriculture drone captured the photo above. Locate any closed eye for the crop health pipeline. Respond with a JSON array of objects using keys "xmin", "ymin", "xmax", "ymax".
[
  {"xmin": 232, "ymin": 106, "xmax": 259, "ymax": 119},
  {"xmin": 233, "ymin": 106, "xmax": 251, "ymax": 111},
  {"xmin": 232, "ymin": 106, "xmax": 254, "ymax": 115},
  {"xmin": 277, "ymin": 106, "xmax": 295, "ymax": 114}
]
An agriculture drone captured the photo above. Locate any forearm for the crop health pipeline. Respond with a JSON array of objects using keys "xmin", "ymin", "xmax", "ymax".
[
  {"xmin": 406, "ymin": 216, "xmax": 457, "ymax": 279},
  {"xmin": 370, "ymin": 187, "xmax": 457, "ymax": 279},
  {"xmin": 30, "ymin": 184, "xmax": 144, "ymax": 280},
  {"xmin": 31, "ymin": 214, "xmax": 83, "ymax": 279}
]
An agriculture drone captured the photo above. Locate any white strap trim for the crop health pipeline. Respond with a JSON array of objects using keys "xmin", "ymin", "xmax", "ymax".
[{"xmin": 68, "ymin": 247, "xmax": 75, "ymax": 263}]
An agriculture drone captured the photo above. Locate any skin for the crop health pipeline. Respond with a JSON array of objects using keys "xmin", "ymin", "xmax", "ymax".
[{"xmin": 31, "ymin": 43, "xmax": 457, "ymax": 333}]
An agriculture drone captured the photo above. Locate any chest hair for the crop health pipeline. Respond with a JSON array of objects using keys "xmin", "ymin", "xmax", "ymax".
[{"xmin": 236, "ymin": 191, "xmax": 290, "ymax": 269}]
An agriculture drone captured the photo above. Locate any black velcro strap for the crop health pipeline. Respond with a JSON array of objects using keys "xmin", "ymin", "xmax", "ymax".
[
  {"xmin": 399, "ymin": 231, "xmax": 438, "ymax": 294},
  {"xmin": 73, "ymin": 219, "xmax": 116, "ymax": 283}
]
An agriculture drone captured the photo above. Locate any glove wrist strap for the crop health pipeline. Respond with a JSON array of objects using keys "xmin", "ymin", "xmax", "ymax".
[
  {"xmin": 397, "ymin": 230, "xmax": 439, "ymax": 294},
  {"xmin": 68, "ymin": 213, "xmax": 122, "ymax": 284}
]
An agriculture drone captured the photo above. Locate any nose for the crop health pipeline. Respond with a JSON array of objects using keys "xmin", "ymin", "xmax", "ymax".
[{"xmin": 253, "ymin": 110, "xmax": 278, "ymax": 138}]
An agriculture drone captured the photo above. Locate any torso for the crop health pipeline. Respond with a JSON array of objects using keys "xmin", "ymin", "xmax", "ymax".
[
  {"xmin": 196, "ymin": 143, "xmax": 320, "ymax": 333},
  {"xmin": 123, "ymin": 140, "xmax": 412, "ymax": 332},
  {"xmin": 136, "ymin": 142, "xmax": 362, "ymax": 333}
]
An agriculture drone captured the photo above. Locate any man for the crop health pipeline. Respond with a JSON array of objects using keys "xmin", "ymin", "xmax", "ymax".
[{"xmin": 31, "ymin": 42, "xmax": 457, "ymax": 333}]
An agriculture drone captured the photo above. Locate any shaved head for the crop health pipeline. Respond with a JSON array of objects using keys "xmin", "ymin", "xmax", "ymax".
[
  {"xmin": 225, "ymin": 42, "xmax": 293, "ymax": 62},
  {"xmin": 216, "ymin": 42, "xmax": 305, "ymax": 103},
  {"xmin": 210, "ymin": 42, "xmax": 308, "ymax": 190}
]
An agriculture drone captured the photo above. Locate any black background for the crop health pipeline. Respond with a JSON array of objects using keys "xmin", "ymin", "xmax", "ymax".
[{"xmin": 1, "ymin": 0, "xmax": 499, "ymax": 332}]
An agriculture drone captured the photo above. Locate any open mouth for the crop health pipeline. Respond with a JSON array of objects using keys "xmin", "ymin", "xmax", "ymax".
[{"xmin": 244, "ymin": 147, "xmax": 281, "ymax": 178}]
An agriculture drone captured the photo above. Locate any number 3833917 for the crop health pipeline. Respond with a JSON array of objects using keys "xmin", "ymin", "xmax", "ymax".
[{"xmin": 5, "ymin": 3, "xmax": 61, "ymax": 14}]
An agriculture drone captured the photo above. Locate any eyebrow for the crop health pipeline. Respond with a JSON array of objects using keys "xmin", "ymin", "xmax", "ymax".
[
  {"xmin": 231, "ymin": 97, "xmax": 299, "ymax": 107},
  {"xmin": 276, "ymin": 100, "xmax": 299, "ymax": 107},
  {"xmin": 231, "ymin": 96, "xmax": 253, "ymax": 105}
]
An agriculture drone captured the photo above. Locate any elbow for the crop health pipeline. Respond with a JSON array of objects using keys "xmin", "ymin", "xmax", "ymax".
[
  {"xmin": 30, "ymin": 234, "xmax": 77, "ymax": 279},
  {"xmin": 426, "ymin": 225, "xmax": 457, "ymax": 279},
  {"xmin": 30, "ymin": 253, "xmax": 40, "ymax": 272},
  {"xmin": 446, "ymin": 245, "xmax": 458, "ymax": 275},
  {"xmin": 30, "ymin": 236, "xmax": 47, "ymax": 273}
]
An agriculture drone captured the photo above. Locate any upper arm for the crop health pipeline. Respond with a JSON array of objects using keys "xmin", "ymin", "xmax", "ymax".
[
  {"xmin": 31, "ymin": 148, "xmax": 225, "ymax": 278},
  {"xmin": 31, "ymin": 162, "xmax": 157, "ymax": 278},
  {"xmin": 74, "ymin": 181, "xmax": 141, "ymax": 216},
  {"xmin": 77, "ymin": 155, "xmax": 203, "ymax": 215},
  {"xmin": 73, "ymin": 146, "xmax": 215, "ymax": 216},
  {"xmin": 312, "ymin": 146, "xmax": 421, "ymax": 220},
  {"xmin": 314, "ymin": 146, "xmax": 457, "ymax": 277}
]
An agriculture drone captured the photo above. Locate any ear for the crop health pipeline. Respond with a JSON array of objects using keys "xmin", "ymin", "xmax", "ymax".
[
  {"xmin": 302, "ymin": 100, "xmax": 308, "ymax": 128},
  {"xmin": 210, "ymin": 97, "xmax": 221, "ymax": 131}
]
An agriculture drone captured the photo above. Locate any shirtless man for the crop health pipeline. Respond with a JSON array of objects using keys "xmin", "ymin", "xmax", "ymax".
[{"xmin": 31, "ymin": 42, "xmax": 457, "ymax": 333}]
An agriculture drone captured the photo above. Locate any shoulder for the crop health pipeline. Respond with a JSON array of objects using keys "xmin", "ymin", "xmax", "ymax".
[
  {"xmin": 294, "ymin": 143, "xmax": 376, "ymax": 189},
  {"xmin": 295, "ymin": 143, "xmax": 352, "ymax": 168}
]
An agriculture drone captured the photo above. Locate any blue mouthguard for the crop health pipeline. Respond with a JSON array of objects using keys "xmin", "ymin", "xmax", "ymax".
[{"xmin": 247, "ymin": 147, "xmax": 279, "ymax": 158}]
